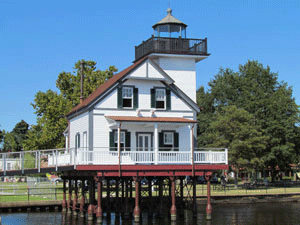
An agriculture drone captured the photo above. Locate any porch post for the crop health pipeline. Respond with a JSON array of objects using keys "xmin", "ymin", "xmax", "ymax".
[
  {"xmin": 154, "ymin": 123, "xmax": 158, "ymax": 165},
  {"xmin": 117, "ymin": 122, "xmax": 122, "ymax": 176},
  {"xmin": 189, "ymin": 124, "xmax": 195, "ymax": 176}
]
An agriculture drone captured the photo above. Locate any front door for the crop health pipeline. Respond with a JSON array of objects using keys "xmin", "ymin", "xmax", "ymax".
[{"xmin": 137, "ymin": 134, "xmax": 152, "ymax": 151}]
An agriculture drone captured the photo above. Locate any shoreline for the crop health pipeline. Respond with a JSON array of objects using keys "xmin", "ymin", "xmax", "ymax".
[
  {"xmin": 1, "ymin": 193, "xmax": 300, "ymax": 210},
  {"xmin": 197, "ymin": 192, "xmax": 300, "ymax": 205}
]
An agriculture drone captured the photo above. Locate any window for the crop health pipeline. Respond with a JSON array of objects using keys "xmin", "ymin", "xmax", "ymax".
[
  {"xmin": 114, "ymin": 131, "xmax": 125, "ymax": 144},
  {"xmin": 122, "ymin": 87, "xmax": 133, "ymax": 108},
  {"xmin": 159, "ymin": 131, "xmax": 179, "ymax": 151},
  {"xmin": 75, "ymin": 133, "xmax": 80, "ymax": 149},
  {"xmin": 164, "ymin": 132, "xmax": 173, "ymax": 145},
  {"xmin": 151, "ymin": 88, "xmax": 171, "ymax": 110},
  {"xmin": 110, "ymin": 130, "xmax": 131, "ymax": 151},
  {"xmin": 155, "ymin": 89, "xmax": 166, "ymax": 109},
  {"xmin": 118, "ymin": 86, "xmax": 138, "ymax": 109}
]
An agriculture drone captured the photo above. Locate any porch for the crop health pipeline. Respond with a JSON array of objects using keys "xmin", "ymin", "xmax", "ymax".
[{"xmin": 0, "ymin": 147, "xmax": 228, "ymax": 175}]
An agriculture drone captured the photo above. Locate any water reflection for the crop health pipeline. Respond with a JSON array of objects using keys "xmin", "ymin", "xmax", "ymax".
[{"xmin": 2, "ymin": 202, "xmax": 300, "ymax": 225}]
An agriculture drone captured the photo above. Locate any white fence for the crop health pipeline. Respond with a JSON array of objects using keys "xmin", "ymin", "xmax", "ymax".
[{"xmin": 0, "ymin": 148, "xmax": 228, "ymax": 175}]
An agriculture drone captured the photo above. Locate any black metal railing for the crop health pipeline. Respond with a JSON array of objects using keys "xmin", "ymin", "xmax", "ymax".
[{"xmin": 135, "ymin": 36, "xmax": 208, "ymax": 61}]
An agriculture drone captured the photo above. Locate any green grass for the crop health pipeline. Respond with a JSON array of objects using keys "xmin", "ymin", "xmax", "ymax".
[{"xmin": 1, "ymin": 182, "xmax": 300, "ymax": 203}]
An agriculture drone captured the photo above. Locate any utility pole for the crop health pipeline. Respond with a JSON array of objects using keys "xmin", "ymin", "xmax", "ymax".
[{"xmin": 80, "ymin": 60, "xmax": 85, "ymax": 103}]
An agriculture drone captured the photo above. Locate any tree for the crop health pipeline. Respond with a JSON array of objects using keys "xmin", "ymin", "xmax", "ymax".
[
  {"xmin": 197, "ymin": 60, "xmax": 299, "ymax": 181},
  {"xmin": 2, "ymin": 120, "xmax": 29, "ymax": 152},
  {"xmin": 56, "ymin": 61, "xmax": 117, "ymax": 107},
  {"xmin": 202, "ymin": 105, "xmax": 268, "ymax": 183},
  {"xmin": 0, "ymin": 129, "xmax": 3, "ymax": 146},
  {"xmin": 24, "ymin": 60, "xmax": 117, "ymax": 150}
]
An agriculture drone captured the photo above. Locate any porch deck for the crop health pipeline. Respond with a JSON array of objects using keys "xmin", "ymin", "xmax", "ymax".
[{"xmin": 0, "ymin": 148, "xmax": 228, "ymax": 176}]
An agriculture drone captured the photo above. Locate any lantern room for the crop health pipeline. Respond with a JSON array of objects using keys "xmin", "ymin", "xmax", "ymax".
[{"xmin": 152, "ymin": 8, "xmax": 187, "ymax": 38}]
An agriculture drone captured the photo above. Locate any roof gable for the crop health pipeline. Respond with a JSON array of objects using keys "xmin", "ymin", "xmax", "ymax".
[
  {"xmin": 67, "ymin": 56, "xmax": 200, "ymax": 118},
  {"xmin": 127, "ymin": 59, "xmax": 174, "ymax": 83},
  {"xmin": 67, "ymin": 57, "xmax": 148, "ymax": 117}
]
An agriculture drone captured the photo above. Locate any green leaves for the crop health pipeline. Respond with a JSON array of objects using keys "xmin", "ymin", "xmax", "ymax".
[
  {"xmin": 2, "ymin": 120, "xmax": 29, "ymax": 152},
  {"xmin": 24, "ymin": 60, "xmax": 117, "ymax": 150},
  {"xmin": 197, "ymin": 60, "xmax": 299, "ymax": 174}
]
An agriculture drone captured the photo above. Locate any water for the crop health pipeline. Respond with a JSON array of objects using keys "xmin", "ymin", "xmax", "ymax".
[{"xmin": 1, "ymin": 202, "xmax": 300, "ymax": 225}]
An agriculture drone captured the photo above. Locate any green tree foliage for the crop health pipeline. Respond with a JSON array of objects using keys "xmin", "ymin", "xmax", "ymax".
[
  {"xmin": 2, "ymin": 120, "xmax": 29, "ymax": 152},
  {"xmin": 203, "ymin": 105, "xmax": 268, "ymax": 181},
  {"xmin": 0, "ymin": 129, "xmax": 3, "ymax": 145},
  {"xmin": 56, "ymin": 61, "xmax": 117, "ymax": 107},
  {"xmin": 24, "ymin": 153, "xmax": 36, "ymax": 169},
  {"xmin": 24, "ymin": 60, "xmax": 117, "ymax": 150},
  {"xmin": 197, "ymin": 60, "xmax": 299, "ymax": 179}
]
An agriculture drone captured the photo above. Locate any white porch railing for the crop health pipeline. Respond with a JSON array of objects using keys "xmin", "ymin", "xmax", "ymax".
[{"xmin": 0, "ymin": 148, "xmax": 228, "ymax": 175}]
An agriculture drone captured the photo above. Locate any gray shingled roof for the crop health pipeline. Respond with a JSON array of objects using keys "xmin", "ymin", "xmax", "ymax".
[{"xmin": 153, "ymin": 8, "xmax": 187, "ymax": 28}]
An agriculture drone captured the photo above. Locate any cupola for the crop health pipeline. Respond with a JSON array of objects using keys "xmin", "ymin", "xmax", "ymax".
[
  {"xmin": 152, "ymin": 8, "xmax": 187, "ymax": 38},
  {"xmin": 134, "ymin": 8, "xmax": 208, "ymax": 62}
]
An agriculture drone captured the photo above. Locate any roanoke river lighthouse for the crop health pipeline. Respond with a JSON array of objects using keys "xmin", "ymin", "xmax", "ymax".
[{"xmin": 0, "ymin": 9, "xmax": 228, "ymax": 223}]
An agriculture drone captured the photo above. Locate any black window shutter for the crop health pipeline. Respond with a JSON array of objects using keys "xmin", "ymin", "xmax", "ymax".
[
  {"xmin": 159, "ymin": 132, "xmax": 164, "ymax": 151},
  {"xmin": 151, "ymin": 88, "xmax": 155, "ymax": 108},
  {"xmin": 166, "ymin": 89, "xmax": 171, "ymax": 110},
  {"xmin": 174, "ymin": 132, "xmax": 179, "ymax": 151},
  {"xmin": 78, "ymin": 134, "xmax": 80, "ymax": 148},
  {"xmin": 75, "ymin": 134, "xmax": 77, "ymax": 149},
  {"xmin": 75, "ymin": 133, "xmax": 80, "ymax": 149},
  {"xmin": 133, "ymin": 88, "xmax": 138, "ymax": 109},
  {"xmin": 109, "ymin": 131, "xmax": 116, "ymax": 151},
  {"xmin": 117, "ymin": 86, "xmax": 123, "ymax": 109},
  {"xmin": 125, "ymin": 131, "xmax": 131, "ymax": 151}
]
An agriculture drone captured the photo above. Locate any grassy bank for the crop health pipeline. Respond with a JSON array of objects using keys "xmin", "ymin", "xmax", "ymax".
[{"xmin": 1, "ymin": 182, "xmax": 300, "ymax": 204}]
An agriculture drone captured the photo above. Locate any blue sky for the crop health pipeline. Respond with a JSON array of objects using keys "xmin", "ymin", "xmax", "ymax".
[{"xmin": 0, "ymin": 0, "xmax": 299, "ymax": 132}]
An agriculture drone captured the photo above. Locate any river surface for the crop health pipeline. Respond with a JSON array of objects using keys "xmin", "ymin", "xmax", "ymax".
[{"xmin": 1, "ymin": 202, "xmax": 299, "ymax": 225}]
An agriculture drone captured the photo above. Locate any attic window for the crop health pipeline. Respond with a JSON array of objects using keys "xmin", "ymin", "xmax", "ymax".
[
  {"xmin": 151, "ymin": 87, "xmax": 171, "ymax": 110},
  {"xmin": 122, "ymin": 87, "xmax": 133, "ymax": 108},
  {"xmin": 118, "ymin": 86, "xmax": 139, "ymax": 109},
  {"xmin": 155, "ymin": 88, "xmax": 166, "ymax": 109}
]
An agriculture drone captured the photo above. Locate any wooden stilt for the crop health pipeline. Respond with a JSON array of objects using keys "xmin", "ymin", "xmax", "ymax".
[
  {"xmin": 62, "ymin": 177, "xmax": 67, "ymax": 212},
  {"xmin": 205, "ymin": 175, "xmax": 212, "ymax": 220},
  {"xmin": 124, "ymin": 179, "xmax": 130, "ymax": 219},
  {"xmin": 80, "ymin": 179, "xmax": 85, "ymax": 218},
  {"xmin": 192, "ymin": 176, "xmax": 197, "ymax": 217},
  {"xmin": 107, "ymin": 178, "xmax": 111, "ymax": 213},
  {"xmin": 87, "ymin": 178, "xmax": 94, "ymax": 221},
  {"xmin": 95, "ymin": 177, "xmax": 103, "ymax": 224},
  {"xmin": 170, "ymin": 176, "xmax": 177, "ymax": 221},
  {"xmin": 73, "ymin": 179, "xmax": 78, "ymax": 216},
  {"xmin": 130, "ymin": 179, "xmax": 133, "ymax": 199},
  {"xmin": 116, "ymin": 178, "xmax": 119, "ymax": 212},
  {"xmin": 148, "ymin": 177, "xmax": 153, "ymax": 216},
  {"xmin": 133, "ymin": 176, "xmax": 141, "ymax": 222},
  {"xmin": 158, "ymin": 178, "xmax": 164, "ymax": 217},
  {"xmin": 67, "ymin": 179, "xmax": 72, "ymax": 214}
]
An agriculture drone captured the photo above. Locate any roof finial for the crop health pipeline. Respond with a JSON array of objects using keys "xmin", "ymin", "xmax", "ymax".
[{"xmin": 167, "ymin": 8, "xmax": 172, "ymax": 15}]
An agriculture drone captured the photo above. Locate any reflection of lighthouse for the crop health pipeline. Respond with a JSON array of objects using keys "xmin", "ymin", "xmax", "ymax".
[{"xmin": 231, "ymin": 211, "xmax": 239, "ymax": 225}]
